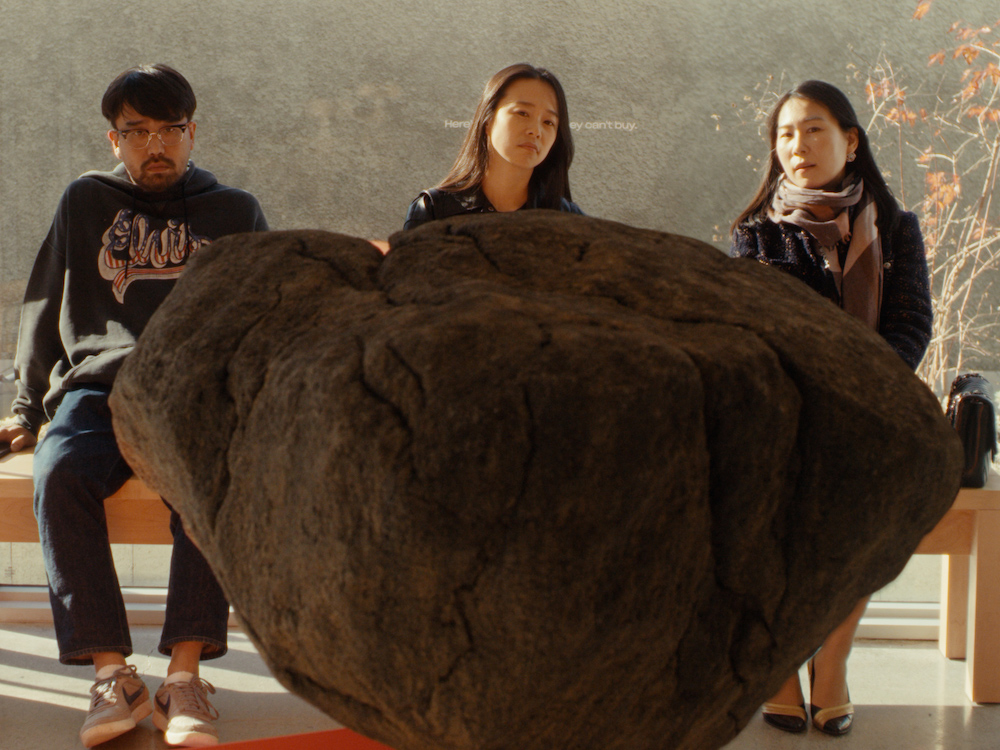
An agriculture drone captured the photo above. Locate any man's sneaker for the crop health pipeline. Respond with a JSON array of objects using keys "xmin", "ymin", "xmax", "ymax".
[
  {"xmin": 153, "ymin": 675, "xmax": 220, "ymax": 747},
  {"xmin": 79, "ymin": 665, "xmax": 152, "ymax": 748}
]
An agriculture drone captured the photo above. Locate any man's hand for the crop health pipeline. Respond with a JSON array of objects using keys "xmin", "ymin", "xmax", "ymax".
[{"xmin": 0, "ymin": 422, "xmax": 37, "ymax": 452}]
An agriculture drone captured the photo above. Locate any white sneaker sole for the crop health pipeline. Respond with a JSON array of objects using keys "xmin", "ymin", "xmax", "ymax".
[
  {"xmin": 80, "ymin": 699, "xmax": 152, "ymax": 748},
  {"xmin": 152, "ymin": 713, "xmax": 219, "ymax": 747}
]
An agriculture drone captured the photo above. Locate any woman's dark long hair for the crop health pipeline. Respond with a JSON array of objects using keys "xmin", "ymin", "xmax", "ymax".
[
  {"xmin": 731, "ymin": 80, "xmax": 899, "ymax": 234},
  {"xmin": 438, "ymin": 63, "xmax": 574, "ymax": 207}
]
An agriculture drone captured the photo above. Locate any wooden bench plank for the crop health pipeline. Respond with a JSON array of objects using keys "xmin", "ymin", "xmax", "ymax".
[
  {"xmin": 0, "ymin": 447, "xmax": 172, "ymax": 544},
  {"xmin": 938, "ymin": 554, "xmax": 970, "ymax": 659},
  {"xmin": 965, "ymin": 510, "xmax": 1000, "ymax": 702},
  {"xmin": 915, "ymin": 510, "xmax": 975, "ymax": 555}
]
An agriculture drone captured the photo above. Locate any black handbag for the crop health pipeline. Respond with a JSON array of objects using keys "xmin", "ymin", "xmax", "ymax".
[{"xmin": 946, "ymin": 373, "xmax": 998, "ymax": 488}]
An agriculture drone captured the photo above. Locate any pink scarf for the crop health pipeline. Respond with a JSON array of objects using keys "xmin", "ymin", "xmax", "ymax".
[{"xmin": 768, "ymin": 176, "xmax": 883, "ymax": 330}]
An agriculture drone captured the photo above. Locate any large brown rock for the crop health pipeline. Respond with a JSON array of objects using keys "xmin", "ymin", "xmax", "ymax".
[{"xmin": 111, "ymin": 212, "xmax": 962, "ymax": 750}]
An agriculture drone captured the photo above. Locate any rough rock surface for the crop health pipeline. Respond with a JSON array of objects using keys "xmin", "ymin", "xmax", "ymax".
[{"xmin": 111, "ymin": 212, "xmax": 962, "ymax": 750}]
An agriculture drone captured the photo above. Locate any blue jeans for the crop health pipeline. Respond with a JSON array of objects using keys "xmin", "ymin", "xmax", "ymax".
[{"xmin": 33, "ymin": 385, "xmax": 229, "ymax": 665}]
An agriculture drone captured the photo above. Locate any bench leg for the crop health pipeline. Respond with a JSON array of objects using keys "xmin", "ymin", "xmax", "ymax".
[
  {"xmin": 966, "ymin": 511, "xmax": 1000, "ymax": 703},
  {"xmin": 939, "ymin": 554, "xmax": 969, "ymax": 659}
]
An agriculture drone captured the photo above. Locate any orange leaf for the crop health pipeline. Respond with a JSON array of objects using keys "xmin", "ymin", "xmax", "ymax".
[
  {"xmin": 958, "ymin": 44, "xmax": 982, "ymax": 63},
  {"xmin": 886, "ymin": 107, "xmax": 902, "ymax": 123},
  {"xmin": 928, "ymin": 51, "xmax": 946, "ymax": 66},
  {"xmin": 913, "ymin": 0, "xmax": 932, "ymax": 20},
  {"xmin": 867, "ymin": 78, "xmax": 893, "ymax": 101}
]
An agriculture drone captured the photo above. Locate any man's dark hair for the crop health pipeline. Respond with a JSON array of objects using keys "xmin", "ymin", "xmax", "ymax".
[{"xmin": 101, "ymin": 63, "xmax": 196, "ymax": 126}]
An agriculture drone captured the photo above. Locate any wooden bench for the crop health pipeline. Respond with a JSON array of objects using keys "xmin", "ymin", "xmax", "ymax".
[
  {"xmin": 914, "ymin": 469, "xmax": 1000, "ymax": 703},
  {"xmin": 3, "ymin": 449, "xmax": 1000, "ymax": 701}
]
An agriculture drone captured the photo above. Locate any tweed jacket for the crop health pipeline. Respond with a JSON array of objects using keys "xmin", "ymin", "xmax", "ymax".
[{"xmin": 730, "ymin": 211, "xmax": 932, "ymax": 371}]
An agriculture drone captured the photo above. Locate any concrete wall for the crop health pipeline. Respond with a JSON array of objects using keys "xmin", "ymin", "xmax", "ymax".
[{"xmin": 0, "ymin": 0, "xmax": 993, "ymax": 413}]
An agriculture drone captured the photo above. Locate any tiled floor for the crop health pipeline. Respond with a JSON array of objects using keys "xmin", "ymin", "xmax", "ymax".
[
  {"xmin": 3, "ymin": 625, "xmax": 1000, "ymax": 749},
  {"xmin": 725, "ymin": 640, "xmax": 1000, "ymax": 749},
  {"xmin": 0, "ymin": 624, "xmax": 340, "ymax": 749}
]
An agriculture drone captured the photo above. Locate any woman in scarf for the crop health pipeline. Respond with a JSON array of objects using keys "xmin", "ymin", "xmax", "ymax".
[
  {"xmin": 403, "ymin": 63, "xmax": 582, "ymax": 230},
  {"xmin": 730, "ymin": 80, "xmax": 932, "ymax": 736}
]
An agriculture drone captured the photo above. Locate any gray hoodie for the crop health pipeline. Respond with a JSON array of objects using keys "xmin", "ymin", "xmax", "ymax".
[{"xmin": 12, "ymin": 162, "xmax": 268, "ymax": 433}]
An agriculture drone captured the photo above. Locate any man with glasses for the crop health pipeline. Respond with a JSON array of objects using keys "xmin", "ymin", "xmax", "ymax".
[{"xmin": 0, "ymin": 64, "xmax": 267, "ymax": 747}]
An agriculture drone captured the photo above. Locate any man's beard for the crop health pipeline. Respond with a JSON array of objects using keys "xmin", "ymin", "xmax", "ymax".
[{"xmin": 134, "ymin": 157, "xmax": 182, "ymax": 191}]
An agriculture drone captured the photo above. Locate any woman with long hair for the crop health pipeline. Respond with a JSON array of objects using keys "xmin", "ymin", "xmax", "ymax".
[
  {"xmin": 403, "ymin": 63, "xmax": 582, "ymax": 229},
  {"xmin": 731, "ymin": 80, "xmax": 932, "ymax": 736}
]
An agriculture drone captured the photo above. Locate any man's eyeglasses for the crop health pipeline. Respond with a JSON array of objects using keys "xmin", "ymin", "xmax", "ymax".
[{"xmin": 115, "ymin": 123, "xmax": 190, "ymax": 149}]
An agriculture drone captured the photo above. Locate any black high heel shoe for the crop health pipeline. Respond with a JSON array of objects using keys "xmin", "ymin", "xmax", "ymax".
[
  {"xmin": 761, "ymin": 701, "xmax": 808, "ymax": 733},
  {"xmin": 808, "ymin": 658, "xmax": 854, "ymax": 736},
  {"xmin": 761, "ymin": 671, "xmax": 807, "ymax": 734}
]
